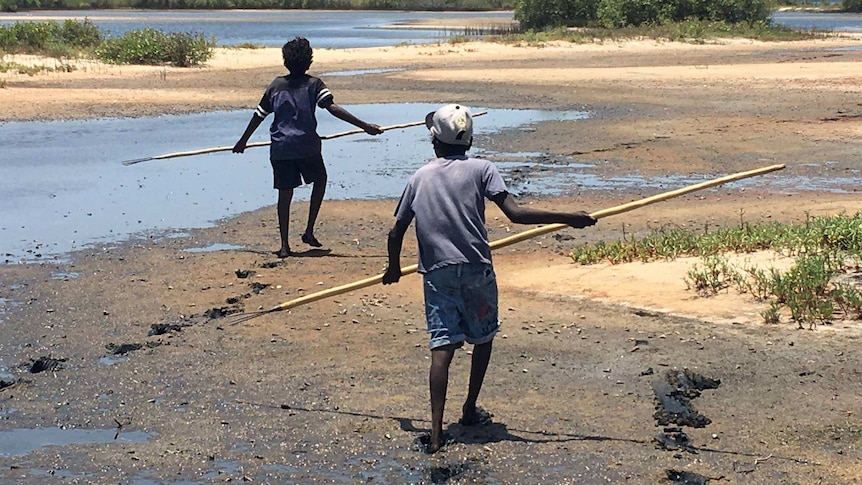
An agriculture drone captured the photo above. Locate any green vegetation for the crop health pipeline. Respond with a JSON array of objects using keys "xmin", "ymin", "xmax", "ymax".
[
  {"xmin": 845, "ymin": 0, "xmax": 862, "ymax": 12},
  {"xmin": 571, "ymin": 212, "xmax": 862, "ymax": 327},
  {"xmin": 0, "ymin": 19, "xmax": 102, "ymax": 56},
  {"xmin": 498, "ymin": 19, "xmax": 816, "ymax": 43},
  {"xmin": 515, "ymin": 0, "xmax": 775, "ymax": 30},
  {"xmin": 0, "ymin": 59, "xmax": 73, "ymax": 74},
  {"xmin": 0, "ymin": 20, "xmax": 214, "ymax": 66},
  {"xmin": 95, "ymin": 28, "xmax": 215, "ymax": 66}
]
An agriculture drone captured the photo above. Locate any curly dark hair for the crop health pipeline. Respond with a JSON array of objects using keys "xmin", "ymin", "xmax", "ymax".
[{"xmin": 282, "ymin": 36, "xmax": 313, "ymax": 74}]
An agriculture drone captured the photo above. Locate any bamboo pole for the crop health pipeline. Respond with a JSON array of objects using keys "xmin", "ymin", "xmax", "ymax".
[
  {"xmin": 121, "ymin": 111, "xmax": 488, "ymax": 166},
  {"xmin": 229, "ymin": 163, "xmax": 785, "ymax": 324}
]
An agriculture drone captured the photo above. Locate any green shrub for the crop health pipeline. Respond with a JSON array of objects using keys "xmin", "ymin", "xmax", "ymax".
[
  {"xmin": 0, "ymin": 19, "xmax": 102, "ymax": 55},
  {"xmin": 95, "ymin": 28, "xmax": 214, "ymax": 66},
  {"xmin": 516, "ymin": 0, "xmax": 774, "ymax": 31},
  {"xmin": 847, "ymin": 0, "xmax": 862, "ymax": 12},
  {"xmin": 597, "ymin": 0, "xmax": 662, "ymax": 28}
]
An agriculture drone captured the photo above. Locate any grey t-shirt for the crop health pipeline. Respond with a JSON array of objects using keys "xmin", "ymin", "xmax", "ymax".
[{"xmin": 394, "ymin": 155, "xmax": 508, "ymax": 273}]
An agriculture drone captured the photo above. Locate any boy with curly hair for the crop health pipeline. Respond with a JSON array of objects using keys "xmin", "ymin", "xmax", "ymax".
[{"xmin": 234, "ymin": 36, "xmax": 382, "ymax": 257}]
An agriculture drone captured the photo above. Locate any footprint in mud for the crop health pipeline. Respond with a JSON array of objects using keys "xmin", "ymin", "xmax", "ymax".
[{"xmin": 27, "ymin": 355, "xmax": 66, "ymax": 374}]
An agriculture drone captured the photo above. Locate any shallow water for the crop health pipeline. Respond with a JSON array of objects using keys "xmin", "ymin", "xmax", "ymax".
[
  {"xmin": 0, "ymin": 10, "xmax": 516, "ymax": 47},
  {"xmin": 0, "ymin": 104, "xmax": 588, "ymax": 263},
  {"xmin": 0, "ymin": 427, "xmax": 152, "ymax": 457},
  {"xmin": 772, "ymin": 11, "xmax": 862, "ymax": 32}
]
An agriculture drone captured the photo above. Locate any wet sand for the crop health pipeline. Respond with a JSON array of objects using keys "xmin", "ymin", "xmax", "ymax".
[{"xmin": 1, "ymin": 29, "xmax": 862, "ymax": 483}]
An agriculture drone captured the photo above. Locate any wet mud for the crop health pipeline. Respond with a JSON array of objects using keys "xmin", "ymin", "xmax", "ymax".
[
  {"xmin": 26, "ymin": 356, "xmax": 65, "ymax": 374},
  {"xmin": 653, "ymin": 369, "xmax": 721, "ymax": 428},
  {"xmin": 665, "ymin": 469, "xmax": 711, "ymax": 484}
]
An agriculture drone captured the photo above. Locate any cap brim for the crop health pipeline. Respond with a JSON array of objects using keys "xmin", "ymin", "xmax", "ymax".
[{"xmin": 424, "ymin": 111, "xmax": 435, "ymax": 130}]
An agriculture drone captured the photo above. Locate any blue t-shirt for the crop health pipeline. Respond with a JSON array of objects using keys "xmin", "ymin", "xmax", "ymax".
[
  {"xmin": 254, "ymin": 74, "xmax": 333, "ymax": 160},
  {"xmin": 394, "ymin": 156, "xmax": 508, "ymax": 273}
]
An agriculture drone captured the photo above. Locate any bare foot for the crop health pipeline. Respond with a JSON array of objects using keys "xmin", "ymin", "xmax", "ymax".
[
  {"xmin": 459, "ymin": 406, "xmax": 493, "ymax": 426},
  {"xmin": 274, "ymin": 247, "xmax": 291, "ymax": 258},
  {"xmin": 301, "ymin": 233, "xmax": 323, "ymax": 248},
  {"xmin": 426, "ymin": 433, "xmax": 446, "ymax": 454}
]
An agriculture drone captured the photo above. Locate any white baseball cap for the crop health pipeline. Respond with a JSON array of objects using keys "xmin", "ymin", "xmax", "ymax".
[{"xmin": 425, "ymin": 104, "xmax": 473, "ymax": 146}]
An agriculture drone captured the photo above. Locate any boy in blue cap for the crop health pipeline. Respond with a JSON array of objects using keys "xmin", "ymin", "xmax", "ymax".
[
  {"xmin": 382, "ymin": 104, "xmax": 596, "ymax": 453},
  {"xmin": 234, "ymin": 36, "xmax": 382, "ymax": 257}
]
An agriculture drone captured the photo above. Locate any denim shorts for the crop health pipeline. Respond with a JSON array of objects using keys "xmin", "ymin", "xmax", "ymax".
[{"xmin": 423, "ymin": 263, "xmax": 499, "ymax": 350}]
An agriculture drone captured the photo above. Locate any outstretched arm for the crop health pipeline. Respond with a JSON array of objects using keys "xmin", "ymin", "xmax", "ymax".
[
  {"xmin": 326, "ymin": 102, "xmax": 383, "ymax": 135},
  {"xmin": 492, "ymin": 192, "xmax": 596, "ymax": 228},
  {"xmin": 233, "ymin": 115, "xmax": 264, "ymax": 153},
  {"xmin": 382, "ymin": 218, "xmax": 411, "ymax": 284}
]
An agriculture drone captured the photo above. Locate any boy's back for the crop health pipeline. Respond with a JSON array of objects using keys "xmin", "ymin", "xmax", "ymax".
[
  {"xmin": 259, "ymin": 73, "xmax": 333, "ymax": 160},
  {"xmin": 395, "ymin": 155, "xmax": 506, "ymax": 273}
]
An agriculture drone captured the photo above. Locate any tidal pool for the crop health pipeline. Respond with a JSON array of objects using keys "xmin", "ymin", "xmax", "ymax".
[
  {"xmin": 0, "ymin": 427, "xmax": 152, "ymax": 457},
  {"xmin": 0, "ymin": 104, "xmax": 587, "ymax": 263}
]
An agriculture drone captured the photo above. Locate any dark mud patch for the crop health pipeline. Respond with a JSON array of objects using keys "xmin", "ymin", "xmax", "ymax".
[
  {"xmin": 148, "ymin": 322, "xmax": 185, "ymax": 336},
  {"xmin": 249, "ymin": 282, "xmax": 269, "ymax": 294},
  {"xmin": 653, "ymin": 369, "xmax": 721, "ymax": 428},
  {"xmin": 259, "ymin": 260, "xmax": 282, "ymax": 269},
  {"xmin": 423, "ymin": 458, "xmax": 484, "ymax": 484},
  {"xmin": 225, "ymin": 283, "xmax": 269, "ymax": 305},
  {"xmin": 235, "ymin": 269, "xmax": 255, "ymax": 279},
  {"xmin": 655, "ymin": 427, "xmax": 695, "ymax": 453},
  {"xmin": 27, "ymin": 355, "xmax": 66, "ymax": 374},
  {"xmin": 665, "ymin": 469, "xmax": 710, "ymax": 484},
  {"xmin": 226, "ymin": 295, "xmax": 247, "ymax": 305},
  {"xmin": 106, "ymin": 341, "xmax": 163, "ymax": 355},
  {"xmin": 204, "ymin": 306, "xmax": 241, "ymax": 319}
]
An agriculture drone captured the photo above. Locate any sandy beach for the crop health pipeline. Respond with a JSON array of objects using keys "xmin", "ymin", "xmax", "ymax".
[{"xmin": 1, "ymin": 25, "xmax": 862, "ymax": 483}]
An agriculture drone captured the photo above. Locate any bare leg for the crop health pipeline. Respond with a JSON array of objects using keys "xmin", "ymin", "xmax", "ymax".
[
  {"xmin": 428, "ymin": 344, "xmax": 457, "ymax": 453},
  {"xmin": 302, "ymin": 170, "xmax": 327, "ymax": 247},
  {"xmin": 275, "ymin": 188, "xmax": 293, "ymax": 258},
  {"xmin": 462, "ymin": 341, "xmax": 493, "ymax": 424}
]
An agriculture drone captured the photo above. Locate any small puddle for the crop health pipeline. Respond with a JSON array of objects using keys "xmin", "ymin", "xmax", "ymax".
[
  {"xmin": 0, "ymin": 297, "xmax": 23, "ymax": 323},
  {"xmin": 98, "ymin": 356, "xmax": 128, "ymax": 366},
  {"xmin": 320, "ymin": 68, "xmax": 405, "ymax": 77},
  {"xmin": 0, "ymin": 427, "xmax": 152, "ymax": 457},
  {"xmin": 0, "ymin": 371, "xmax": 16, "ymax": 390},
  {"xmin": 183, "ymin": 243, "xmax": 244, "ymax": 253},
  {"xmin": 50, "ymin": 271, "xmax": 80, "ymax": 280}
]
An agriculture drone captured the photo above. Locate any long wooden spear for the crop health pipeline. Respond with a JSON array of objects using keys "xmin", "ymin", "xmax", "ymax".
[
  {"xmin": 121, "ymin": 111, "xmax": 488, "ymax": 166},
  {"xmin": 228, "ymin": 163, "xmax": 785, "ymax": 324}
]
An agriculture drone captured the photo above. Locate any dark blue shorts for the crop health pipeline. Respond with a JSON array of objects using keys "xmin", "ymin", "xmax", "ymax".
[
  {"xmin": 271, "ymin": 154, "xmax": 326, "ymax": 190},
  {"xmin": 423, "ymin": 263, "xmax": 499, "ymax": 350}
]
